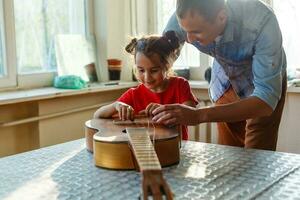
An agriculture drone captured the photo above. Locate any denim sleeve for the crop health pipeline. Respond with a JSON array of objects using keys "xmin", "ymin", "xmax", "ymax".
[
  {"xmin": 251, "ymin": 14, "xmax": 285, "ymax": 110},
  {"xmin": 163, "ymin": 12, "xmax": 186, "ymax": 45}
]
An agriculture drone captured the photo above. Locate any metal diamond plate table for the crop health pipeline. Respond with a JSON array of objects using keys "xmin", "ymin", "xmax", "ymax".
[{"xmin": 0, "ymin": 139, "xmax": 300, "ymax": 200}]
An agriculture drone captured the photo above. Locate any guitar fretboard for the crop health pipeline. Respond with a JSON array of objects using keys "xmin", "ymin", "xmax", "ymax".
[{"xmin": 127, "ymin": 128, "xmax": 161, "ymax": 171}]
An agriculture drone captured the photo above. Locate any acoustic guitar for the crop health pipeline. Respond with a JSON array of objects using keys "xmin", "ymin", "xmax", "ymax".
[
  {"xmin": 85, "ymin": 117, "xmax": 178, "ymax": 199},
  {"xmin": 85, "ymin": 117, "xmax": 180, "ymax": 170}
]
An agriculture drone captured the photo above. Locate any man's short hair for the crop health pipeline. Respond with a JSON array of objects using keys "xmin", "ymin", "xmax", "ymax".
[{"xmin": 176, "ymin": 0, "xmax": 225, "ymax": 21}]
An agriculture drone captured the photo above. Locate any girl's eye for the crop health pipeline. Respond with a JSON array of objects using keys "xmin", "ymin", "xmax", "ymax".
[
  {"xmin": 151, "ymin": 68, "xmax": 160, "ymax": 73},
  {"xmin": 138, "ymin": 69, "xmax": 144, "ymax": 73}
]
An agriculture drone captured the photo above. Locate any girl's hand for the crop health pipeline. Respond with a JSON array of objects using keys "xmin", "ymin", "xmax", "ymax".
[
  {"xmin": 139, "ymin": 103, "xmax": 161, "ymax": 117},
  {"xmin": 114, "ymin": 102, "xmax": 134, "ymax": 121}
]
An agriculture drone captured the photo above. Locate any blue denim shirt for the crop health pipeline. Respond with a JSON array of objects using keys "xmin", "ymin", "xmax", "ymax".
[{"xmin": 164, "ymin": 0, "xmax": 286, "ymax": 110}]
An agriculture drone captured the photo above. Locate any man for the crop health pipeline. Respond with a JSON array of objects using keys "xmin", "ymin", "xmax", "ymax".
[{"xmin": 152, "ymin": 0, "xmax": 287, "ymax": 150}]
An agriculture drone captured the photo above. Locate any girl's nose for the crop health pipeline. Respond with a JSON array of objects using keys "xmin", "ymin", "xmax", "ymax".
[{"xmin": 144, "ymin": 71, "xmax": 152, "ymax": 81}]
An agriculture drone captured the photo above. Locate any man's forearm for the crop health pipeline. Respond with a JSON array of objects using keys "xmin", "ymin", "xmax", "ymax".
[{"xmin": 198, "ymin": 96, "xmax": 273, "ymax": 123}]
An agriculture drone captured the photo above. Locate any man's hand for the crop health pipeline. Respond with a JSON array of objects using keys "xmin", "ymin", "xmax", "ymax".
[
  {"xmin": 114, "ymin": 102, "xmax": 134, "ymax": 121},
  {"xmin": 152, "ymin": 104, "xmax": 200, "ymax": 126},
  {"xmin": 139, "ymin": 103, "xmax": 161, "ymax": 117}
]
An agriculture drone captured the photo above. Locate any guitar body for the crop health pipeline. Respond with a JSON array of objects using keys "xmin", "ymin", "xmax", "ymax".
[{"xmin": 85, "ymin": 118, "xmax": 180, "ymax": 170}]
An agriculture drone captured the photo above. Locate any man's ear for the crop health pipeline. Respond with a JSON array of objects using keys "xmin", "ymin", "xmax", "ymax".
[{"xmin": 217, "ymin": 8, "xmax": 227, "ymax": 25}]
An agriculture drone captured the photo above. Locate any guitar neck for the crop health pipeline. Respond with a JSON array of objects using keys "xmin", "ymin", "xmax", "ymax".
[{"xmin": 127, "ymin": 128, "xmax": 161, "ymax": 171}]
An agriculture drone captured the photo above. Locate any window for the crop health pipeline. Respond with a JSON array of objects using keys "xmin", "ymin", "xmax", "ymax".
[
  {"xmin": 272, "ymin": 0, "xmax": 300, "ymax": 76},
  {"xmin": 0, "ymin": 0, "xmax": 90, "ymax": 89},
  {"xmin": 156, "ymin": 0, "xmax": 201, "ymax": 68},
  {"xmin": 14, "ymin": 0, "xmax": 87, "ymax": 74}
]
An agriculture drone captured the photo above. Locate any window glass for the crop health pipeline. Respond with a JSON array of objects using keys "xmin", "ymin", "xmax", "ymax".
[
  {"xmin": 156, "ymin": 0, "xmax": 200, "ymax": 68},
  {"xmin": 14, "ymin": 0, "xmax": 86, "ymax": 74}
]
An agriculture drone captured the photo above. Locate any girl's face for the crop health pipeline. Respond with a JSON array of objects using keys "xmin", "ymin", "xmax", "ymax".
[{"xmin": 135, "ymin": 52, "xmax": 168, "ymax": 93}]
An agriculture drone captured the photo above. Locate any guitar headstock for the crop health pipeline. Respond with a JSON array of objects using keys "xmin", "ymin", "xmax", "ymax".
[{"xmin": 141, "ymin": 170, "xmax": 173, "ymax": 200}]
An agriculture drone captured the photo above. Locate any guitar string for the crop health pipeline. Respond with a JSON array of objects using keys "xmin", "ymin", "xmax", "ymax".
[
  {"xmin": 151, "ymin": 120, "xmax": 156, "ymax": 147},
  {"xmin": 147, "ymin": 118, "xmax": 156, "ymax": 147},
  {"xmin": 147, "ymin": 119, "xmax": 151, "ymax": 163},
  {"xmin": 147, "ymin": 118, "xmax": 156, "ymax": 167}
]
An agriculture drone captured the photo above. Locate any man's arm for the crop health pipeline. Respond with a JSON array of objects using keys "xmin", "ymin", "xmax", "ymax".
[
  {"xmin": 250, "ymin": 13, "xmax": 286, "ymax": 111},
  {"xmin": 151, "ymin": 96, "xmax": 272, "ymax": 126},
  {"xmin": 198, "ymin": 96, "xmax": 272, "ymax": 123}
]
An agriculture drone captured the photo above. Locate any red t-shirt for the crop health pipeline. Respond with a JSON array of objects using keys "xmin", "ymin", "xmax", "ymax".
[{"xmin": 117, "ymin": 76, "xmax": 198, "ymax": 140}]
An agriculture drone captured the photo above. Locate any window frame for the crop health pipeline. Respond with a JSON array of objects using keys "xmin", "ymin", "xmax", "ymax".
[
  {"xmin": 0, "ymin": 0, "xmax": 17, "ymax": 88},
  {"xmin": 0, "ymin": 0, "xmax": 93, "ymax": 90}
]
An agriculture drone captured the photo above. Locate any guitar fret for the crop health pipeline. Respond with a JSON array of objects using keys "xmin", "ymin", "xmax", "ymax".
[
  {"xmin": 132, "ymin": 145, "xmax": 153, "ymax": 148},
  {"xmin": 138, "ymin": 162, "xmax": 161, "ymax": 167},
  {"xmin": 134, "ymin": 153, "xmax": 157, "ymax": 156},
  {"xmin": 133, "ymin": 147, "xmax": 155, "ymax": 151},
  {"xmin": 137, "ymin": 160, "xmax": 160, "ymax": 165},
  {"xmin": 134, "ymin": 154, "xmax": 157, "ymax": 158},
  {"xmin": 137, "ymin": 164, "xmax": 161, "ymax": 170},
  {"xmin": 130, "ymin": 141, "xmax": 151, "ymax": 144},
  {"xmin": 132, "ymin": 147, "xmax": 156, "ymax": 152},
  {"xmin": 135, "ymin": 155, "xmax": 158, "ymax": 159},
  {"xmin": 141, "ymin": 166, "xmax": 161, "ymax": 170},
  {"xmin": 131, "ymin": 142, "xmax": 152, "ymax": 145},
  {"xmin": 133, "ymin": 149, "xmax": 156, "ymax": 152},
  {"xmin": 137, "ymin": 159, "xmax": 160, "ymax": 163}
]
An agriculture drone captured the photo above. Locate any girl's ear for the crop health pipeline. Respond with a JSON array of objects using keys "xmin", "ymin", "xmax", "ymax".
[
  {"xmin": 164, "ymin": 64, "xmax": 170, "ymax": 77},
  {"xmin": 165, "ymin": 63, "xmax": 171, "ymax": 70}
]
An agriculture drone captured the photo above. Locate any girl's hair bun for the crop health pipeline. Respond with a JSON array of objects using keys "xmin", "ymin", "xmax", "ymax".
[
  {"xmin": 163, "ymin": 30, "xmax": 180, "ymax": 50},
  {"xmin": 125, "ymin": 38, "xmax": 138, "ymax": 54}
]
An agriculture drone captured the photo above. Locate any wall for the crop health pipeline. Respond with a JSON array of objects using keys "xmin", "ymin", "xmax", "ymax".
[{"xmin": 277, "ymin": 92, "xmax": 300, "ymax": 154}]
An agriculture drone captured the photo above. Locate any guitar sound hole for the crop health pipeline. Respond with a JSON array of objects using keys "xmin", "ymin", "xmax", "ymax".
[{"xmin": 122, "ymin": 129, "xmax": 127, "ymax": 133}]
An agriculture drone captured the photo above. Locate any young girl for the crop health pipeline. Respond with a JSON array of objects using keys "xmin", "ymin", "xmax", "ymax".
[{"xmin": 94, "ymin": 31, "xmax": 197, "ymax": 140}]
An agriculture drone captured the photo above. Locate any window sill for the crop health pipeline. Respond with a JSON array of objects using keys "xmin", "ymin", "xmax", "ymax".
[
  {"xmin": 0, "ymin": 81, "xmax": 138, "ymax": 106},
  {"xmin": 2, "ymin": 80, "xmax": 297, "ymax": 106},
  {"xmin": 0, "ymin": 80, "xmax": 208, "ymax": 106},
  {"xmin": 287, "ymin": 85, "xmax": 300, "ymax": 93},
  {"xmin": 189, "ymin": 80, "xmax": 209, "ymax": 89}
]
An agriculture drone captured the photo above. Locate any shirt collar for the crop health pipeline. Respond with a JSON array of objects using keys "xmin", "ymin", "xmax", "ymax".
[{"xmin": 217, "ymin": 3, "xmax": 234, "ymax": 44}]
